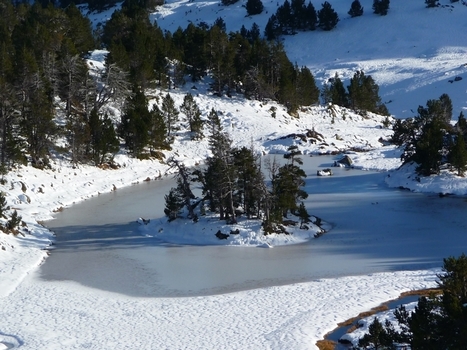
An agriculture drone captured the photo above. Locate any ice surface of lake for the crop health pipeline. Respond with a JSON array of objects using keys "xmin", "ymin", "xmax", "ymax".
[{"xmin": 41, "ymin": 155, "xmax": 467, "ymax": 297}]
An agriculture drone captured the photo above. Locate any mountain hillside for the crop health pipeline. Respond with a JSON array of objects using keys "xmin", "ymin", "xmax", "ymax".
[{"xmin": 135, "ymin": 0, "xmax": 467, "ymax": 119}]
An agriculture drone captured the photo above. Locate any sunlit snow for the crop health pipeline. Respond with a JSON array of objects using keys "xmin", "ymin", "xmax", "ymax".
[{"xmin": 1, "ymin": 1, "xmax": 466, "ymax": 349}]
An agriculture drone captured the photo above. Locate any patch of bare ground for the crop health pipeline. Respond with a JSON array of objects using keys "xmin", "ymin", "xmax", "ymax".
[{"xmin": 316, "ymin": 339, "xmax": 337, "ymax": 350}]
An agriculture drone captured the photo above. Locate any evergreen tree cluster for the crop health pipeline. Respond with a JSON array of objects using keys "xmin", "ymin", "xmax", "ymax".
[
  {"xmin": 0, "ymin": 0, "xmax": 112, "ymax": 168},
  {"xmin": 321, "ymin": 71, "xmax": 389, "ymax": 116},
  {"xmin": 265, "ymin": 0, "xmax": 340, "ymax": 39},
  {"xmin": 358, "ymin": 253, "xmax": 467, "ymax": 349},
  {"xmin": 165, "ymin": 116, "xmax": 310, "ymax": 232},
  {"xmin": 392, "ymin": 93, "xmax": 467, "ymax": 176},
  {"xmin": 0, "ymin": 0, "xmax": 311, "ymax": 170},
  {"xmin": 102, "ymin": 3, "xmax": 321, "ymax": 112}
]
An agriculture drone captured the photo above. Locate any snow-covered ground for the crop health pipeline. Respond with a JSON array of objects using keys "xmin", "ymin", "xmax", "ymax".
[{"xmin": 1, "ymin": 0, "xmax": 467, "ymax": 349}]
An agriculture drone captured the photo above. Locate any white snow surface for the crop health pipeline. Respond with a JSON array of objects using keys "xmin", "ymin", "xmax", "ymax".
[{"xmin": 1, "ymin": 0, "xmax": 467, "ymax": 349}]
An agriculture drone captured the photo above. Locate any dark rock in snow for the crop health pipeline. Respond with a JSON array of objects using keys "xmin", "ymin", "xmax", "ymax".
[
  {"xmin": 215, "ymin": 230, "xmax": 229, "ymax": 240},
  {"xmin": 334, "ymin": 155, "xmax": 353, "ymax": 167}
]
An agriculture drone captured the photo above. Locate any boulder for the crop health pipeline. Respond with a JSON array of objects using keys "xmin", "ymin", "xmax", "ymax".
[
  {"xmin": 317, "ymin": 168, "xmax": 333, "ymax": 176},
  {"xmin": 334, "ymin": 155, "xmax": 353, "ymax": 167},
  {"xmin": 215, "ymin": 230, "xmax": 229, "ymax": 240}
]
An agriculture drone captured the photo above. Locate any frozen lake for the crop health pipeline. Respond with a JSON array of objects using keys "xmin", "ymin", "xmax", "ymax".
[{"xmin": 41, "ymin": 155, "xmax": 467, "ymax": 297}]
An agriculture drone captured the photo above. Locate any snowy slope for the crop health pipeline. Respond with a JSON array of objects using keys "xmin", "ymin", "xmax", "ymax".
[{"xmin": 150, "ymin": 0, "xmax": 467, "ymax": 119}]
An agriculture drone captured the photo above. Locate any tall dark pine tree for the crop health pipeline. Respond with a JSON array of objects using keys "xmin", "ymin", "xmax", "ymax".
[
  {"xmin": 449, "ymin": 133, "xmax": 467, "ymax": 176},
  {"xmin": 318, "ymin": 1, "xmax": 339, "ymax": 31},
  {"xmin": 321, "ymin": 73, "xmax": 348, "ymax": 107},
  {"xmin": 347, "ymin": 70, "xmax": 388, "ymax": 115},
  {"xmin": 295, "ymin": 66, "xmax": 320, "ymax": 107},
  {"xmin": 373, "ymin": 0, "xmax": 390, "ymax": 15},
  {"xmin": 439, "ymin": 93, "xmax": 453, "ymax": 124},
  {"xmin": 119, "ymin": 87, "xmax": 151, "ymax": 157},
  {"xmin": 164, "ymin": 186, "xmax": 184, "ymax": 221},
  {"xmin": 232, "ymin": 146, "xmax": 263, "ymax": 219},
  {"xmin": 348, "ymin": 0, "xmax": 364, "ymax": 17},
  {"xmin": 290, "ymin": 0, "xmax": 306, "ymax": 30},
  {"xmin": 246, "ymin": 0, "xmax": 264, "ymax": 16},
  {"xmin": 272, "ymin": 145, "xmax": 308, "ymax": 218},
  {"xmin": 167, "ymin": 158, "xmax": 197, "ymax": 219},
  {"xmin": 264, "ymin": 15, "xmax": 280, "ymax": 40},
  {"xmin": 203, "ymin": 108, "xmax": 237, "ymax": 223},
  {"xmin": 413, "ymin": 116, "xmax": 445, "ymax": 176},
  {"xmin": 161, "ymin": 93, "xmax": 179, "ymax": 139},
  {"xmin": 148, "ymin": 104, "xmax": 169, "ymax": 152},
  {"xmin": 180, "ymin": 93, "xmax": 203, "ymax": 140},
  {"xmin": 276, "ymin": 0, "xmax": 293, "ymax": 34},
  {"xmin": 456, "ymin": 111, "xmax": 467, "ymax": 138},
  {"xmin": 89, "ymin": 109, "xmax": 119, "ymax": 165},
  {"xmin": 304, "ymin": 2, "xmax": 318, "ymax": 30}
]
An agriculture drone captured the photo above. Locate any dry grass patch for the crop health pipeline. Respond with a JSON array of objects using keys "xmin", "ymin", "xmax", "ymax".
[
  {"xmin": 400, "ymin": 288, "xmax": 441, "ymax": 297},
  {"xmin": 337, "ymin": 305, "xmax": 389, "ymax": 328},
  {"xmin": 316, "ymin": 339, "xmax": 337, "ymax": 350}
]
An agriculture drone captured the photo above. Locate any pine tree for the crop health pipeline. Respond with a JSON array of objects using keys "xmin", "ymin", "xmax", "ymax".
[
  {"xmin": 64, "ymin": 4, "xmax": 95, "ymax": 55},
  {"xmin": 291, "ymin": 0, "xmax": 306, "ymax": 30},
  {"xmin": 272, "ymin": 146, "xmax": 308, "ymax": 218},
  {"xmin": 439, "ymin": 93, "xmax": 453, "ymax": 124},
  {"xmin": 297, "ymin": 202, "xmax": 310, "ymax": 228},
  {"xmin": 119, "ymin": 88, "xmax": 151, "ymax": 157},
  {"xmin": 205, "ymin": 109, "xmax": 237, "ymax": 223},
  {"xmin": 148, "ymin": 104, "xmax": 169, "ymax": 151},
  {"xmin": 164, "ymin": 187, "xmax": 184, "ymax": 221},
  {"xmin": 6, "ymin": 209, "xmax": 22, "ymax": 232},
  {"xmin": 265, "ymin": 15, "xmax": 280, "ymax": 40},
  {"xmin": 180, "ymin": 93, "xmax": 204, "ymax": 140},
  {"xmin": 449, "ymin": 133, "xmax": 467, "ymax": 176},
  {"xmin": 373, "ymin": 0, "xmax": 390, "ymax": 15},
  {"xmin": 296, "ymin": 66, "xmax": 320, "ymax": 107},
  {"xmin": 304, "ymin": 2, "xmax": 318, "ymax": 30},
  {"xmin": 167, "ymin": 158, "xmax": 197, "ymax": 219},
  {"xmin": 456, "ymin": 111, "xmax": 467, "ymax": 137},
  {"xmin": 161, "ymin": 93, "xmax": 179, "ymax": 139},
  {"xmin": 89, "ymin": 109, "xmax": 119, "ymax": 165},
  {"xmin": 0, "ymin": 192, "xmax": 9, "ymax": 219},
  {"xmin": 246, "ymin": 0, "xmax": 264, "ymax": 16},
  {"xmin": 276, "ymin": 0, "xmax": 293, "ymax": 34},
  {"xmin": 348, "ymin": 0, "xmax": 364, "ymax": 17},
  {"xmin": 208, "ymin": 25, "xmax": 235, "ymax": 96},
  {"xmin": 413, "ymin": 116, "xmax": 445, "ymax": 176},
  {"xmin": 318, "ymin": 1, "xmax": 339, "ymax": 31},
  {"xmin": 347, "ymin": 70, "xmax": 388, "ymax": 115},
  {"xmin": 358, "ymin": 318, "xmax": 393, "ymax": 349},
  {"xmin": 233, "ymin": 146, "xmax": 263, "ymax": 219},
  {"xmin": 321, "ymin": 73, "xmax": 348, "ymax": 107}
]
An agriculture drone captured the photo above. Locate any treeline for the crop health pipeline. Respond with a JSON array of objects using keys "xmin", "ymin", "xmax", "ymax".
[
  {"xmin": 102, "ymin": 0, "xmax": 320, "ymax": 110},
  {"xmin": 165, "ymin": 112, "xmax": 310, "ymax": 233}
]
